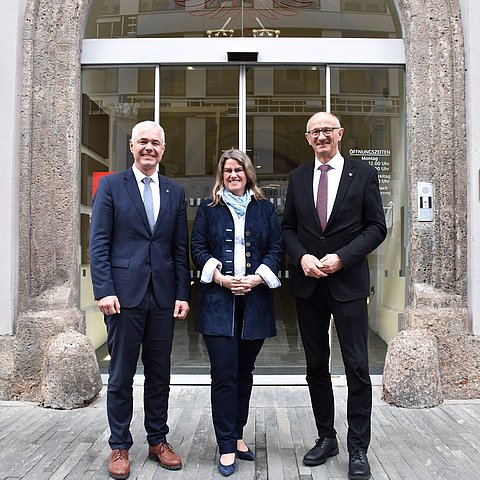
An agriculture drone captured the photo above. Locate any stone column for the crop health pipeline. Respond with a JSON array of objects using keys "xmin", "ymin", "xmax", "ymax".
[
  {"xmin": 9, "ymin": 0, "xmax": 102, "ymax": 406},
  {"xmin": 383, "ymin": 0, "xmax": 480, "ymax": 405}
]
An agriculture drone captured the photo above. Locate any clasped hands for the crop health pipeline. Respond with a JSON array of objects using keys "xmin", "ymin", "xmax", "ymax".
[
  {"xmin": 300, "ymin": 253, "xmax": 343, "ymax": 278},
  {"xmin": 213, "ymin": 270, "xmax": 263, "ymax": 293}
]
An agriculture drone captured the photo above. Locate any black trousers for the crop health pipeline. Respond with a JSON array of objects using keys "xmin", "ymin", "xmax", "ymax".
[
  {"xmin": 105, "ymin": 283, "xmax": 174, "ymax": 450},
  {"xmin": 296, "ymin": 280, "xmax": 371, "ymax": 453},
  {"xmin": 203, "ymin": 296, "xmax": 264, "ymax": 455}
]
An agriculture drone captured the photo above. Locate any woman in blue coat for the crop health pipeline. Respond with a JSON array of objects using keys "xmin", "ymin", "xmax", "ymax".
[{"xmin": 190, "ymin": 149, "xmax": 283, "ymax": 476}]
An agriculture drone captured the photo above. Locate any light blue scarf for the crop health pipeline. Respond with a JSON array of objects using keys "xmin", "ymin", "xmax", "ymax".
[{"xmin": 222, "ymin": 187, "xmax": 251, "ymax": 218}]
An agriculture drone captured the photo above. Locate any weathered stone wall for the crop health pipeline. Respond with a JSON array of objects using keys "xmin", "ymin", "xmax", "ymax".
[
  {"xmin": 382, "ymin": 0, "xmax": 479, "ymax": 406},
  {"xmin": 0, "ymin": 0, "xmax": 102, "ymax": 407}
]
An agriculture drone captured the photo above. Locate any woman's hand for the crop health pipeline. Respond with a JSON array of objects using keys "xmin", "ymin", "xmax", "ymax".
[{"xmin": 216, "ymin": 273, "xmax": 263, "ymax": 293}]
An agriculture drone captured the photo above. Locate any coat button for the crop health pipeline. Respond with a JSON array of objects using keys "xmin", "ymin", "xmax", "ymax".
[
  {"xmin": 246, "ymin": 252, "xmax": 251, "ymax": 257},
  {"xmin": 245, "ymin": 231, "xmax": 251, "ymax": 236},
  {"xmin": 246, "ymin": 263, "xmax": 251, "ymax": 268},
  {"xmin": 320, "ymin": 237, "xmax": 326, "ymax": 241},
  {"xmin": 246, "ymin": 242, "xmax": 251, "ymax": 247}
]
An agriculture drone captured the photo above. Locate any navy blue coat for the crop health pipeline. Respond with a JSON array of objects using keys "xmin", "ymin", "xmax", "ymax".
[
  {"xmin": 190, "ymin": 197, "xmax": 283, "ymax": 339},
  {"xmin": 89, "ymin": 167, "xmax": 190, "ymax": 309}
]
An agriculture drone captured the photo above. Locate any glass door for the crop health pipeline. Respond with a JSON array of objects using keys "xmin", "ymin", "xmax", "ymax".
[
  {"xmin": 329, "ymin": 66, "xmax": 406, "ymax": 375},
  {"xmin": 165, "ymin": 64, "xmax": 405, "ymax": 376},
  {"xmin": 157, "ymin": 65, "xmax": 242, "ymax": 373},
  {"xmin": 82, "ymin": 63, "xmax": 406, "ymax": 379},
  {"xmin": 245, "ymin": 66, "xmax": 326, "ymax": 374},
  {"xmin": 162, "ymin": 64, "xmax": 329, "ymax": 375},
  {"xmin": 159, "ymin": 66, "xmax": 240, "ymax": 178}
]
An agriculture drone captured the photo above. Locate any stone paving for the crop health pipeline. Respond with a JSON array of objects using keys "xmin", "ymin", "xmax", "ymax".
[{"xmin": 1, "ymin": 385, "xmax": 480, "ymax": 479}]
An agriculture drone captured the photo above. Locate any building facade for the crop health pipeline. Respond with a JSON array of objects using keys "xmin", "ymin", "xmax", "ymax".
[{"xmin": 0, "ymin": 0, "xmax": 479, "ymax": 407}]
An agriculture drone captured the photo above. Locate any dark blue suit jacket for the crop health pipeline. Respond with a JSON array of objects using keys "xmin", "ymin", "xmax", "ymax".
[
  {"xmin": 282, "ymin": 156, "xmax": 387, "ymax": 301},
  {"xmin": 89, "ymin": 167, "xmax": 190, "ymax": 309}
]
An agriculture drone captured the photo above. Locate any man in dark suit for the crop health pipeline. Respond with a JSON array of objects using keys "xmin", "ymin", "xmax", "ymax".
[
  {"xmin": 89, "ymin": 120, "xmax": 190, "ymax": 480},
  {"xmin": 282, "ymin": 112, "xmax": 387, "ymax": 480}
]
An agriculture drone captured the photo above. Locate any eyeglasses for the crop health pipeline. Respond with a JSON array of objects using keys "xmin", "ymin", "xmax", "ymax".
[
  {"xmin": 223, "ymin": 167, "xmax": 245, "ymax": 174},
  {"xmin": 306, "ymin": 127, "xmax": 341, "ymax": 138}
]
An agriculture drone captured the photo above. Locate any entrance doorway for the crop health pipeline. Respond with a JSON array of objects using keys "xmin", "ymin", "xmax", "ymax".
[{"xmin": 83, "ymin": 63, "xmax": 406, "ymax": 379}]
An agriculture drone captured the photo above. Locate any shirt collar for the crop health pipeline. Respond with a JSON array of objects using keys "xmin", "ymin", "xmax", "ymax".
[
  {"xmin": 314, "ymin": 151, "xmax": 344, "ymax": 171},
  {"xmin": 132, "ymin": 164, "xmax": 159, "ymax": 184}
]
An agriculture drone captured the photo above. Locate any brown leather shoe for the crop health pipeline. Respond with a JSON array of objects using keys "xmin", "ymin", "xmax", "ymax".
[
  {"xmin": 148, "ymin": 442, "xmax": 182, "ymax": 470},
  {"xmin": 108, "ymin": 449, "xmax": 130, "ymax": 479}
]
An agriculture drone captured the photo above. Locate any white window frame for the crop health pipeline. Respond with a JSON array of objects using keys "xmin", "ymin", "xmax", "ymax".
[{"xmin": 82, "ymin": 37, "xmax": 405, "ymax": 66}]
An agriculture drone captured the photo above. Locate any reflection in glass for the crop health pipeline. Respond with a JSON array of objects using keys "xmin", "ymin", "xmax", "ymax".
[
  {"xmin": 80, "ymin": 67, "xmax": 155, "ymax": 352},
  {"xmin": 246, "ymin": 66, "xmax": 325, "ymax": 179},
  {"xmin": 84, "ymin": 0, "xmax": 401, "ymax": 39},
  {"xmin": 331, "ymin": 66, "xmax": 406, "ymax": 373},
  {"xmin": 159, "ymin": 66, "xmax": 239, "ymax": 178}
]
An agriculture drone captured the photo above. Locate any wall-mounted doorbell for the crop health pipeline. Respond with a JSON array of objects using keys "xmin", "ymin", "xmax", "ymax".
[{"xmin": 418, "ymin": 181, "xmax": 433, "ymax": 222}]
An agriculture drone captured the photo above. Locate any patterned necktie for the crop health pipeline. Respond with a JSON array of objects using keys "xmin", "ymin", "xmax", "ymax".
[
  {"xmin": 142, "ymin": 177, "xmax": 155, "ymax": 231},
  {"xmin": 316, "ymin": 164, "xmax": 331, "ymax": 230}
]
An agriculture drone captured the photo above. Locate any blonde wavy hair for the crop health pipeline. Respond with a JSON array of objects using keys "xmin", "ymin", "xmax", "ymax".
[{"xmin": 209, "ymin": 149, "xmax": 265, "ymax": 206}]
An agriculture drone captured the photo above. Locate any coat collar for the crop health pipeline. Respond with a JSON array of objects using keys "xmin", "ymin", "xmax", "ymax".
[{"xmin": 328, "ymin": 157, "xmax": 356, "ymax": 226}]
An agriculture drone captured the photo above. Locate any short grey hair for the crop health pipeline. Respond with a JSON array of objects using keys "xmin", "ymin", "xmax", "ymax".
[{"xmin": 131, "ymin": 120, "xmax": 166, "ymax": 144}]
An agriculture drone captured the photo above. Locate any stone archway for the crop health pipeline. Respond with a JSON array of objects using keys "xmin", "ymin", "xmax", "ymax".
[{"xmin": 6, "ymin": 0, "xmax": 477, "ymax": 404}]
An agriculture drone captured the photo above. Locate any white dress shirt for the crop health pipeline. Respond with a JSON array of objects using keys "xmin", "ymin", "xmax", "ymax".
[
  {"xmin": 132, "ymin": 164, "xmax": 160, "ymax": 223},
  {"xmin": 313, "ymin": 152, "xmax": 344, "ymax": 223}
]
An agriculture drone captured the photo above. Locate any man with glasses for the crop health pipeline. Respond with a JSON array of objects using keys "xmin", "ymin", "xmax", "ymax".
[{"xmin": 282, "ymin": 112, "xmax": 387, "ymax": 480}]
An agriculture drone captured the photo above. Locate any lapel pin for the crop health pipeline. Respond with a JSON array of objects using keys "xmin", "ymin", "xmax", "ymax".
[
  {"xmin": 349, "ymin": 172, "xmax": 353, "ymax": 176},
  {"xmin": 166, "ymin": 189, "xmax": 170, "ymax": 193}
]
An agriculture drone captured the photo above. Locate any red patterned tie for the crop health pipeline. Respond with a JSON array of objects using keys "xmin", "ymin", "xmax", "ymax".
[{"xmin": 316, "ymin": 164, "xmax": 331, "ymax": 230}]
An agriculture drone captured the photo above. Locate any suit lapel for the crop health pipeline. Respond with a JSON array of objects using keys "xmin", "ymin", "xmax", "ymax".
[
  {"xmin": 155, "ymin": 174, "xmax": 171, "ymax": 233},
  {"xmin": 302, "ymin": 162, "xmax": 322, "ymax": 230},
  {"xmin": 328, "ymin": 157, "xmax": 356, "ymax": 226},
  {"xmin": 123, "ymin": 168, "xmax": 152, "ymax": 232}
]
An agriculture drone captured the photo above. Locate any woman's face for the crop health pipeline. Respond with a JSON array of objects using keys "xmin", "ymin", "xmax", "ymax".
[{"xmin": 223, "ymin": 158, "xmax": 247, "ymax": 196}]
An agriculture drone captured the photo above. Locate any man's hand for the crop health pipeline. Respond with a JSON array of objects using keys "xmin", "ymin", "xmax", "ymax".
[
  {"xmin": 318, "ymin": 253, "xmax": 343, "ymax": 274},
  {"xmin": 300, "ymin": 254, "xmax": 329, "ymax": 278},
  {"xmin": 174, "ymin": 300, "xmax": 190, "ymax": 320},
  {"xmin": 97, "ymin": 295, "xmax": 121, "ymax": 315}
]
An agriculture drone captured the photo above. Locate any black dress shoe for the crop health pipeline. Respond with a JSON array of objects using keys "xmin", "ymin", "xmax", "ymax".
[
  {"xmin": 348, "ymin": 449, "xmax": 371, "ymax": 480},
  {"xmin": 303, "ymin": 436, "xmax": 339, "ymax": 466}
]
